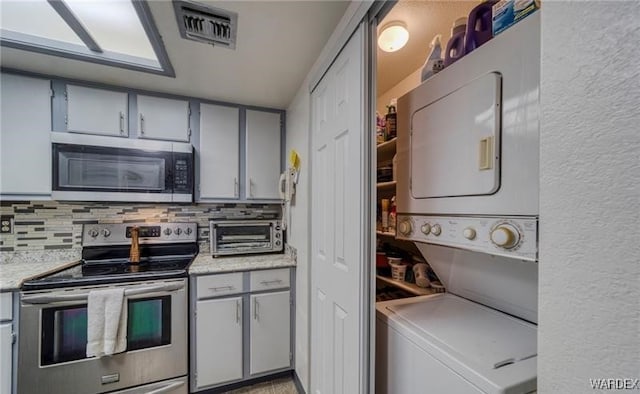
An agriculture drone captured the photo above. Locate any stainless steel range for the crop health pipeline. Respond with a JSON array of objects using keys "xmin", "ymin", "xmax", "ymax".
[{"xmin": 18, "ymin": 222, "xmax": 198, "ymax": 394}]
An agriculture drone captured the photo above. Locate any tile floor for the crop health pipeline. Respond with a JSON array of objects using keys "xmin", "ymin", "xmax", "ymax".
[{"xmin": 226, "ymin": 377, "xmax": 298, "ymax": 394}]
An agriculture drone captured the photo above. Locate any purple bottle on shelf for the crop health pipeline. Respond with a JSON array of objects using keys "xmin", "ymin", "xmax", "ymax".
[
  {"xmin": 444, "ymin": 17, "xmax": 467, "ymax": 67},
  {"xmin": 465, "ymin": 0, "xmax": 498, "ymax": 54}
]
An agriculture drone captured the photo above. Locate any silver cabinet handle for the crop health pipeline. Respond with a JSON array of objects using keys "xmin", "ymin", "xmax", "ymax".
[
  {"xmin": 253, "ymin": 298, "xmax": 259, "ymax": 320},
  {"xmin": 249, "ymin": 178, "xmax": 254, "ymax": 198},
  {"xmin": 236, "ymin": 299, "xmax": 241, "ymax": 324},
  {"xmin": 119, "ymin": 111, "xmax": 125, "ymax": 134},
  {"xmin": 146, "ymin": 380, "xmax": 185, "ymax": 394},
  {"xmin": 140, "ymin": 113, "xmax": 145, "ymax": 135},
  {"xmin": 208, "ymin": 285, "xmax": 234, "ymax": 292},
  {"xmin": 234, "ymin": 177, "xmax": 239, "ymax": 197},
  {"xmin": 260, "ymin": 279, "xmax": 283, "ymax": 286}
]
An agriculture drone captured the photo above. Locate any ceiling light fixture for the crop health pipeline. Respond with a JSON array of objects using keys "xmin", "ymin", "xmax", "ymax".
[{"xmin": 378, "ymin": 22, "xmax": 409, "ymax": 53}]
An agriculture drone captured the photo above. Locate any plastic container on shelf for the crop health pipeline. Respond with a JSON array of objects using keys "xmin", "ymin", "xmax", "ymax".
[
  {"xmin": 465, "ymin": 0, "xmax": 498, "ymax": 54},
  {"xmin": 444, "ymin": 17, "xmax": 467, "ymax": 67},
  {"xmin": 388, "ymin": 257, "xmax": 407, "ymax": 281},
  {"xmin": 385, "ymin": 99, "xmax": 397, "ymax": 140},
  {"xmin": 376, "ymin": 251, "xmax": 388, "ymax": 268},
  {"xmin": 420, "ymin": 34, "xmax": 443, "ymax": 82}
]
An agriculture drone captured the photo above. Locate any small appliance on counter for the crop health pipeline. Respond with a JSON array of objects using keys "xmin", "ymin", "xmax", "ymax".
[
  {"xmin": 18, "ymin": 222, "xmax": 198, "ymax": 394},
  {"xmin": 209, "ymin": 219, "xmax": 284, "ymax": 257}
]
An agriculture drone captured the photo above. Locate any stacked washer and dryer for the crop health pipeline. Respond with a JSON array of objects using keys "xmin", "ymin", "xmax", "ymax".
[{"xmin": 376, "ymin": 12, "xmax": 540, "ymax": 394}]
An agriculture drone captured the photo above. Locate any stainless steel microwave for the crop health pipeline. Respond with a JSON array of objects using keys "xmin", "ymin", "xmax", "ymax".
[{"xmin": 51, "ymin": 133, "xmax": 193, "ymax": 202}]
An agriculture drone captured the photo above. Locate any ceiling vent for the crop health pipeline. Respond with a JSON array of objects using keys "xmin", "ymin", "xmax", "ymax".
[{"xmin": 173, "ymin": 1, "xmax": 238, "ymax": 49}]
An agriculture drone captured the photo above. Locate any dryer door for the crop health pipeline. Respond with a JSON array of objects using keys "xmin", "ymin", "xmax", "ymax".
[{"xmin": 410, "ymin": 72, "xmax": 501, "ymax": 199}]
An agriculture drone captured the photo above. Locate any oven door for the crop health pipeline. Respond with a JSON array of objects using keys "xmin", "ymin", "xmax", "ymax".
[{"xmin": 17, "ymin": 279, "xmax": 188, "ymax": 394}]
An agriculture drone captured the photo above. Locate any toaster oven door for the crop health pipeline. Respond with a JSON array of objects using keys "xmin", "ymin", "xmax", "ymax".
[{"xmin": 211, "ymin": 222, "xmax": 276, "ymax": 255}]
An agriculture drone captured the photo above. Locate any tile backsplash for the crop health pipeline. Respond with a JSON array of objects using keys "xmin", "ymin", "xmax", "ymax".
[{"xmin": 0, "ymin": 201, "xmax": 280, "ymax": 252}]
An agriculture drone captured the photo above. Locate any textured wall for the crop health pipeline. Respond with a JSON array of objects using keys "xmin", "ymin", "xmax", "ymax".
[
  {"xmin": 539, "ymin": 3, "xmax": 640, "ymax": 392},
  {"xmin": 0, "ymin": 201, "xmax": 279, "ymax": 252},
  {"xmin": 376, "ymin": 67, "xmax": 421, "ymax": 115},
  {"xmin": 286, "ymin": 80, "xmax": 311, "ymax": 391}
]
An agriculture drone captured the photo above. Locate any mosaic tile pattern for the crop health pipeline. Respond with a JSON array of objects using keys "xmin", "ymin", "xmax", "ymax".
[{"xmin": 0, "ymin": 201, "xmax": 280, "ymax": 252}]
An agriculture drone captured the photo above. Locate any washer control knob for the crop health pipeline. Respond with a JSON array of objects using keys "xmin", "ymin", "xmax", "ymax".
[
  {"xmin": 102, "ymin": 229, "xmax": 111, "ymax": 238},
  {"xmin": 431, "ymin": 224, "xmax": 441, "ymax": 236},
  {"xmin": 420, "ymin": 224, "xmax": 431, "ymax": 235},
  {"xmin": 490, "ymin": 224, "xmax": 520, "ymax": 249},
  {"xmin": 398, "ymin": 220, "xmax": 412, "ymax": 236},
  {"xmin": 463, "ymin": 227, "xmax": 476, "ymax": 240},
  {"xmin": 88, "ymin": 229, "xmax": 99, "ymax": 238},
  {"xmin": 163, "ymin": 228, "xmax": 172, "ymax": 236},
  {"xmin": 185, "ymin": 227, "xmax": 193, "ymax": 235},
  {"xmin": 174, "ymin": 228, "xmax": 182, "ymax": 235}
]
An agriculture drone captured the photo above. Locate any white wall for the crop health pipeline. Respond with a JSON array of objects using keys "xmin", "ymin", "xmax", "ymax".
[
  {"xmin": 539, "ymin": 3, "xmax": 640, "ymax": 393},
  {"xmin": 376, "ymin": 67, "xmax": 421, "ymax": 115},
  {"xmin": 286, "ymin": 84, "xmax": 311, "ymax": 390}
]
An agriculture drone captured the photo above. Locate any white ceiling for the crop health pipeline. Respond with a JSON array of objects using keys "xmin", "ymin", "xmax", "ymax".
[
  {"xmin": 0, "ymin": 0, "xmax": 349, "ymax": 109},
  {"xmin": 377, "ymin": 0, "xmax": 479, "ymax": 96}
]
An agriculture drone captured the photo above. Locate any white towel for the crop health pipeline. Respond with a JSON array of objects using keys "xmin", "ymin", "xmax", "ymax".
[{"xmin": 86, "ymin": 288, "xmax": 127, "ymax": 358}]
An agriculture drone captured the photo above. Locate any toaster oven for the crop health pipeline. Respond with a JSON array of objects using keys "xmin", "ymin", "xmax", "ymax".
[{"xmin": 209, "ymin": 220, "xmax": 283, "ymax": 256}]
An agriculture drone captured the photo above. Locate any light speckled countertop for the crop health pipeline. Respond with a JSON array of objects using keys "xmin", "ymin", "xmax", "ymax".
[
  {"xmin": 0, "ymin": 248, "xmax": 295, "ymax": 291},
  {"xmin": 0, "ymin": 249, "xmax": 82, "ymax": 291},
  {"xmin": 189, "ymin": 253, "xmax": 296, "ymax": 275}
]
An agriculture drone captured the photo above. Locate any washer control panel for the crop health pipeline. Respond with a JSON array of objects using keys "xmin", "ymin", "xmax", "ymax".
[
  {"xmin": 396, "ymin": 215, "xmax": 538, "ymax": 261},
  {"xmin": 83, "ymin": 222, "xmax": 198, "ymax": 246}
]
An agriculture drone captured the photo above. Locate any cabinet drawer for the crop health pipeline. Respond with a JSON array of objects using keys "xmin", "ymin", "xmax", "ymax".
[
  {"xmin": 250, "ymin": 269, "xmax": 290, "ymax": 292},
  {"xmin": 196, "ymin": 273, "xmax": 244, "ymax": 299},
  {"xmin": 0, "ymin": 293, "xmax": 12, "ymax": 321}
]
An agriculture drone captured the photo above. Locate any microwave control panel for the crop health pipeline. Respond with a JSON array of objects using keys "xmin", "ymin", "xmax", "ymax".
[{"xmin": 396, "ymin": 215, "xmax": 538, "ymax": 262}]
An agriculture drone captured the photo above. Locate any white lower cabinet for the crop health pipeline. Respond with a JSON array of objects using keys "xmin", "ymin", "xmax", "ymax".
[
  {"xmin": 249, "ymin": 291, "xmax": 291, "ymax": 375},
  {"xmin": 194, "ymin": 297, "xmax": 243, "ymax": 389},
  {"xmin": 0, "ymin": 323, "xmax": 11, "ymax": 394},
  {"xmin": 191, "ymin": 269, "xmax": 293, "ymax": 392}
]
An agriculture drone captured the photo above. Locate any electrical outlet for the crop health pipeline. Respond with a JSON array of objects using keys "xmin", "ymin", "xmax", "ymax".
[{"xmin": 0, "ymin": 216, "xmax": 14, "ymax": 234}]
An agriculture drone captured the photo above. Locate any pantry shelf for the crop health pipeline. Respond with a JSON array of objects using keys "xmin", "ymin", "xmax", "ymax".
[
  {"xmin": 376, "ymin": 181, "xmax": 396, "ymax": 190},
  {"xmin": 377, "ymin": 137, "xmax": 397, "ymax": 162},
  {"xmin": 376, "ymin": 275, "xmax": 438, "ymax": 297}
]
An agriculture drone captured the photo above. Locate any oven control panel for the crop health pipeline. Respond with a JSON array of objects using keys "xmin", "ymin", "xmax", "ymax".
[
  {"xmin": 82, "ymin": 222, "xmax": 198, "ymax": 246},
  {"xmin": 396, "ymin": 215, "xmax": 538, "ymax": 261}
]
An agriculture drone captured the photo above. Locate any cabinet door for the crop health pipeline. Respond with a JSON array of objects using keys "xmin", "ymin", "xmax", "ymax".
[
  {"xmin": 0, "ymin": 323, "xmax": 12, "ymax": 394},
  {"xmin": 199, "ymin": 104, "xmax": 240, "ymax": 200},
  {"xmin": 67, "ymin": 84, "xmax": 128, "ymax": 137},
  {"xmin": 195, "ymin": 297, "xmax": 243, "ymax": 389},
  {"xmin": 249, "ymin": 291, "xmax": 291, "ymax": 375},
  {"xmin": 137, "ymin": 95, "xmax": 190, "ymax": 142},
  {"xmin": 0, "ymin": 74, "xmax": 52, "ymax": 198},
  {"xmin": 245, "ymin": 110, "xmax": 281, "ymax": 199}
]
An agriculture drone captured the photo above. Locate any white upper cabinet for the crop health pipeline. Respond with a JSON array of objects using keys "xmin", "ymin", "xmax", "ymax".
[
  {"xmin": 245, "ymin": 110, "xmax": 281, "ymax": 200},
  {"xmin": 67, "ymin": 84, "xmax": 128, "ymax": 137},
  {"xmin": 0, "ymin": 73, "xmax": 52, "ymax": 199},
  {"xmin": 137, "ymin": 95, "xmax": 190, "ymax": 142},
  {"xmin": 199, "ymin": 104, "xmax": 240, "ymax": 200},
  {"xmin": 249, "ymin": 290, "xmax": 291, "ymax": 375}
]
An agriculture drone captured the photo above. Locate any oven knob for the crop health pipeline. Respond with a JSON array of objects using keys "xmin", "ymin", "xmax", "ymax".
[
  {"xmin": 490, "ymin": 224, "xmax": 520, "ymax": 249},
  {"xmin": 398, "ymin": 220, "xmax": 412, "ymax": 236},
  {"xmin": 431, "ymin": 224, "xmax": 441, "ymax": 236},
  {"xmin": 102, "ymin": 229, "xmax": 111, "ymax": 237},
  {"xmin": 420, "ymin": 224, "xmax": 431, "ymax": 235},
  {"xmin": 163, "ymin": 228, "xmax": 172, "ymax": 236},
  {"xmin": 88, "ymin": 229, "xmax": 99, "ymax": 238},
  {"xmin": 174, "ymin": 228, "xmax": 182, "ymax": 235},
  {"xmin": 463, "ymin": 227, "xmax": 476, "ymax": 240},
  {"xmin": 185, "ymin": 227, "xmax": 193, "ymax": 235}
]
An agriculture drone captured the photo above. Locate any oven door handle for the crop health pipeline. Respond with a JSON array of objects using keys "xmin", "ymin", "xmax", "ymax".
[
  {"xmin": 146, "ymin": 380, "xmax": 185, "ymax": 394},
  {"xmin": 21, "ymin": 282, "xmax": 185, "ymax": 305}
]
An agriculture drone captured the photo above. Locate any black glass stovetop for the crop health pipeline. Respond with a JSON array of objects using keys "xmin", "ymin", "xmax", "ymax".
[{"xmin": 22, "ymin": 244, "xmax": 198, "ymax": 291}]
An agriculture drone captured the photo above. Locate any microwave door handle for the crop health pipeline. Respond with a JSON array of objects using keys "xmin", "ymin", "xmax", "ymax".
[
  {"xmin": 21, "ymin": 282, "xmax": 185, "ymax": 304},
  {"xmin": 146, "ymin": 380, "xmax": 186, "ymax": 394}
]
